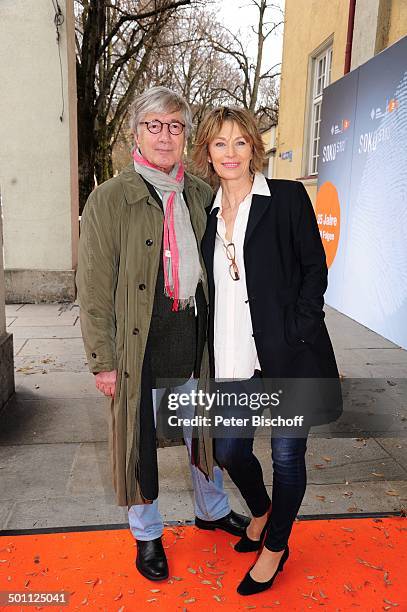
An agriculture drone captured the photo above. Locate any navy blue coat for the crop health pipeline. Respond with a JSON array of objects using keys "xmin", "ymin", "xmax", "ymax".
[{"xmin": 201, "ymin": 178, "xmax": 343, "ymax": 427}]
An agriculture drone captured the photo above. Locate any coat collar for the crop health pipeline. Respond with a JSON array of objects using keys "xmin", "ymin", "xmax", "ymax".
[
  {"xmin": 244, "ymin": 191, "xmax": 272, "ymax": 248},
  {"xmin": 119, "ymin": 162, "xmax": 199, "ymax": 209},
  {"xmin": 203, "ymin": 178, "xmax": 273, "ymax": 261}
]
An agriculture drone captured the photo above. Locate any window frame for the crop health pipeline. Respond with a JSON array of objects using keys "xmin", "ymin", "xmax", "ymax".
[{"xmin": 307, "ymin": 42, "xmax": 333, "ymax": 177}]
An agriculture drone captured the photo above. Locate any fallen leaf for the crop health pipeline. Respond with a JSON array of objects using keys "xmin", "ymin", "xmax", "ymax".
[
  {"xmin": 386, "ymin": 491, "xmax": 399, "ymax": 497},
  {"xmin": 184, "ymin": 598, "xmax": 196, "ymax": 603},
  {"xmin": 187, "ymin": 567, "xmax": 197, "ymax": 574},
  {"xmin": 114, "ymin": 593, "xmax": 123, "ymax": 601},
  {"xmin": 357, "ymin": 558, "xmax": 383, "ymax": 570}
]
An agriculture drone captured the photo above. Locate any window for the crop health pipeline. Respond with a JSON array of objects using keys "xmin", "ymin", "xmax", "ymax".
[{"xmin": 309, "ymin": 46, "xmax": 333, "ymax": 175}]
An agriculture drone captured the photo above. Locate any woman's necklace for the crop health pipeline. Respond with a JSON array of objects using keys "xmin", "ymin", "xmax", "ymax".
[
  {"xmin": 220, "ymin": 177, "xmax": 254, "ymax": 241},
  {"xmin": 221, "ymin": 178, "xmax": 254, "ymax": 212}
]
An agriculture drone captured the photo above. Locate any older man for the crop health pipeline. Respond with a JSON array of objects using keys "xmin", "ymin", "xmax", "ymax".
[{"xmin": 76, "ymin": 87, "xmax": 248, "ymax": 581}]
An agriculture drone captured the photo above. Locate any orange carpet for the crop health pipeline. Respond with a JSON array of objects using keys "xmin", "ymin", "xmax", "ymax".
[{"xmin": 0, "ymin": 517, "xmax": 405, "ymax": 611}]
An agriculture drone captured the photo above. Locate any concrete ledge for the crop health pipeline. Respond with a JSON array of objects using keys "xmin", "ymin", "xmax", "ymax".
[
  {"xmin": 5, "ymin": 270, "xmax": 76, "ymax": 303},
  {"xmin": 0, "ymin": 332, "xmax": 14, "ymax": 408}
]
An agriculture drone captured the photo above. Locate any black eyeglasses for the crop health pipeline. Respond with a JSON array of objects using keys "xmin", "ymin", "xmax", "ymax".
[{"xmin": 139, "ymin": 120, "xmax": 185, "ymax": 135}]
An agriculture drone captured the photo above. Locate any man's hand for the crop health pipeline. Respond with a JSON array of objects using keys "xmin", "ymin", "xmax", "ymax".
[{"xmin": 95, "ymin": 370, "xmax": 117, "ymax": 398}]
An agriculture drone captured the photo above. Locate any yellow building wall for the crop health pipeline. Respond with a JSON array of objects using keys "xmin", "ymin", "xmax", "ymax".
[
  {"xmin": 275, "ymin": 0, "xmax": 349, "ymax": 197},
  {"xmin": 388, "ymin": 0, "xmax": 407, "ymax": 45}
]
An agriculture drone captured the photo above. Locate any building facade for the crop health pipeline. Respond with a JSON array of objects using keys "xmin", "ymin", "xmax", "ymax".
[
  {"xmin": 0, "ymin": 0, "xmax": 78, "ymax": 303},
  {"xmin": 274, "ymin": 0, "xmax": 407, "ymax": 202},
  {"xmin": 0, "ymin": 209, "xmax": 14, "ymax": 409}
]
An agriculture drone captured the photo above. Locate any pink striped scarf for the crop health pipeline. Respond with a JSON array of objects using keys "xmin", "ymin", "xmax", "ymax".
[{"xmin": 132, "ymin": 149, "xmax": 184, "ymax": 311}]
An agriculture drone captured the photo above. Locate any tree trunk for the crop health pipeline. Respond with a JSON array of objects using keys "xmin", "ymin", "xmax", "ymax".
[
  {"xmin": 95, "ymin": 131, "xmax": 114, "ymax": 185},
  {"xmin": 77, "ymin": 92, "xmax": 97, "ymax": 214}
]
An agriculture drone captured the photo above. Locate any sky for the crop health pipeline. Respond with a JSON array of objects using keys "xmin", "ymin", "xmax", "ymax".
[{"xmin": 213, "ymin": 0, "xmax": 285, "ymax": 72}]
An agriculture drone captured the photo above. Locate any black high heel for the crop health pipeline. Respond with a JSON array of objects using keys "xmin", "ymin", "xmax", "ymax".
[
  {"xmin": 234, "ymin": 507, "xmax": 272, "ymax": 553},
  {"xmin": 237, "ymin": 545, "xmax": 289, "ymax": 596},
  {"xmin": 234, "ymin": 517, "xmax": 269, "ymax": 552}
]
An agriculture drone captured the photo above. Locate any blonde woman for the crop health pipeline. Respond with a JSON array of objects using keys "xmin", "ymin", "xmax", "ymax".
[{"xmin": 192, "ymin": 107, "xmax": 342, "ymax": 596}]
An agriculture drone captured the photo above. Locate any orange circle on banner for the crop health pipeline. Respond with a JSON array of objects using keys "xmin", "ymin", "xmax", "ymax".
[{"xmin": 315, "ymin": 181, "xmax": 341, "ymax": 268}]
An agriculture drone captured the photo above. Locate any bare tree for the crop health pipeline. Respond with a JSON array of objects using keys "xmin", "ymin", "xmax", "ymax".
[
  {"xmin": 75, "ymin": 0, "xmax": 282, "ymax": 206},
  {"xmin": 75, "ymin": 0, "xmax": 193, "ymax": 211},
  {"xmin": 147, "ymin": 10, "xmax": 243, "ymax": 149},
  {"xmin": 208, "ymin": 0, "xmax": 282, "ymax": 127}
]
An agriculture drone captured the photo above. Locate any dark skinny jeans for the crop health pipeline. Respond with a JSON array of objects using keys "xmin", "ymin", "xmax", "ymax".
[{"xmin": 213, "ymin": 376, "xmax": 308, "ymax": 552}]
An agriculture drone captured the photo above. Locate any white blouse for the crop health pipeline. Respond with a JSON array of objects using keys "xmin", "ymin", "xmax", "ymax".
[{"xmin": 213, "ymin": 172, "xmax": 271, "ymax": 380}]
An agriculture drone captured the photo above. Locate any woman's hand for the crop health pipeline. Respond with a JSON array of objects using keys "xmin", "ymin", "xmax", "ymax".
[{"xmin": 95, "ymin": 370, "xmax": 117, "ymax": 398}]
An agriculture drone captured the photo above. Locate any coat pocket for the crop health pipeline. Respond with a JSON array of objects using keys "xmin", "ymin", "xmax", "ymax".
[{"xmin": 284, "ymin": 303, "xmax": 303, "ymax": 347}]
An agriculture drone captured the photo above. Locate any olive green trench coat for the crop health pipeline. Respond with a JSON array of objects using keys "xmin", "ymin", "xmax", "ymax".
[{"xmin": 76, "ymin": 163, "xmax": 215, "ymax": 507}]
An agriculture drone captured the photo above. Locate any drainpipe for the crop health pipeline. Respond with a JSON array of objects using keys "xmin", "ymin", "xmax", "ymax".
[{"xmin": 344, "ymin": 0, "xmax": 356, "ymax": 73}]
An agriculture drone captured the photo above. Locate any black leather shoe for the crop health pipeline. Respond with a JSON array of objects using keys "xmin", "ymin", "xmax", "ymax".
[
  {"xmin": 135, "ymin": 537, "xmax": 169, "ymax": 581},
  {"xmin": 237, "ymin": 545, "xmax": 289, "ymax": 596},
  {"xmin": 195, "ymin": 510, "xmax": 250, "ymax": 537}
]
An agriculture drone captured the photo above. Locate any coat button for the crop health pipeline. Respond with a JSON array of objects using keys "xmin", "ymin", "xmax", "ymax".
[
  {"xmin": 139, "ymin": 283, "xmax": 146, "ymax": 290},
  {"xmin": 91, "ymin": 352, "xmax": 97, "ymax": 358},
  {"xmin": 124, "ymin": 371, "xmax": 129, "ymax": 378},
  {"xmin": 132, "ymin": 328, "xmax": 139, "ymax": 335},
  {"xmin": 145, "ymin": 239, "xmax": 153, "ymax": 246}
]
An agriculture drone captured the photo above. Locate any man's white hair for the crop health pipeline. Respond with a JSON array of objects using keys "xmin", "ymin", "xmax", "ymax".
[{"xmin": 129, "ymin": 86, "xmax": 193, "ymax": 136}]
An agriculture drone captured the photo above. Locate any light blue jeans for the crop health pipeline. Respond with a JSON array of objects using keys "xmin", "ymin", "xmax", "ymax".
[{"xmin": 128, "ymin": 378, "xmax": 230, "ymax": 540}]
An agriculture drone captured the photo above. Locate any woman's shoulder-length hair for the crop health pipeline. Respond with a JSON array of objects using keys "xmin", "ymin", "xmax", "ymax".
[{"xmin": 193, "ymin": 106, "xmax": 266, "ymax": 179}]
